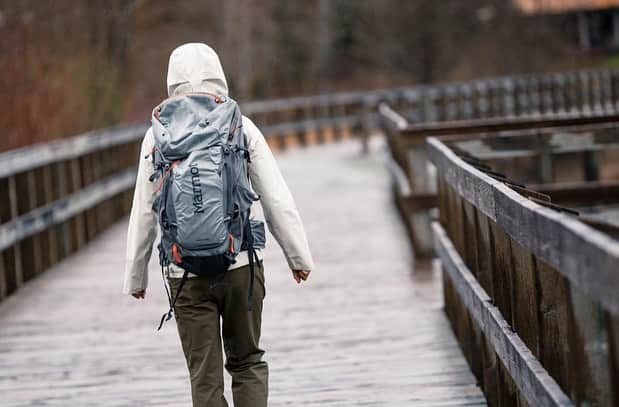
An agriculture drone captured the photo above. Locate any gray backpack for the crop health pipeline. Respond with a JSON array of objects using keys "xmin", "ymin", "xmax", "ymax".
[{"xmin": 149, "ymin": 92, "xmax": 265, "ymax": 329}]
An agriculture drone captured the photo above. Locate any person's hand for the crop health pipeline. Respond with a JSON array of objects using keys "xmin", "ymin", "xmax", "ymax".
[
  {"xmin": 132, "ymin": 290, "xmax": 146, "ymax": 299},
  {"xmin": 292, "ymin": 270, "xmax": 310, "ymax": 284}
]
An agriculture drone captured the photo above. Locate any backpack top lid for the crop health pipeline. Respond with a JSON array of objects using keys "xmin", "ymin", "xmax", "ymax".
[{"xmin": 151, "ymin": 92, "xmax": 240, "ymax": 161}]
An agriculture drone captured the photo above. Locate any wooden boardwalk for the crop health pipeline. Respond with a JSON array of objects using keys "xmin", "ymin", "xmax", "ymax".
[{"xmin": 0, "ymin": 139, "xmax": 486, "ymax": 406}]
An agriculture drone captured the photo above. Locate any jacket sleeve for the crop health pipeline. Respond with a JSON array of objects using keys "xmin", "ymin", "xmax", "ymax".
[
  {"xmin": 243, "ymin": 116, "xmax": 315, "ymax": 271},
  {"xmin": 123, "ymin": 129, "xmax": 158, "ymax": 294}
]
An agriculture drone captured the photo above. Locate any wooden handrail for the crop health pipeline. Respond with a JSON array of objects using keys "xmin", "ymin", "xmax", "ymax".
[
  {"xmin": 428, "ymin": 136, "xmax": 619, "ymax": 314},
  {"xmin": 429, "ymin": 134, "xmax": 619, "ymax": 406}
]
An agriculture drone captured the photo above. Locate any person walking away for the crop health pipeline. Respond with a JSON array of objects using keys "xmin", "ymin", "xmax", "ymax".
[{"xmin": 122, "ymin": 42, "xmax": 314, "ymax": 407}]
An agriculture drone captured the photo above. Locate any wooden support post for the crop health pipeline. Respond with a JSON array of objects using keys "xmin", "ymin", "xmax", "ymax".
[
  {"xmin": 8, "ymin": 176, "xmax": 23, "ymax": 289},
  {"xmin": 580, "ymin": 71, "xmax": 592, "ymax": 114},
  {"xmin": 475, "ymin": 211, "xmax": 494, "ymax": 298},
  {"xmin": 71, "ymin": 158, "xmax": 86, "ymax": 249},
  {"xmin": 535, "ymin": 259, "xmax": 570, "ymax": 393},
  {"xmin": 360, "ymin": 102, "xmax": 372, "ymax": 154},
  {"xmin": 339, "ymin": 125, "xmax": 352, "ymax": 140},
  {"xmin": 583, "ymin": 150, "xmax": 600, "ymax": 182},
  {"xmin": 567, "ymin": 285, "xmax": 612, "ymax": 405},
  {"xmin": 321, "ymin": 125, "xmax": 335, "ymax": 144},
  {"xmin": 43, "ymin": 165, "xmax": 58, "ymax": 266},
  {"xmin": 489, "ymin": 222, "xmax": 514, "ymax": 326},
  {"xmin": 0, "ymin": 210, "xmax": 5, "ymax": 300},
  {"xmin": 26, "ymin": 170, "xmax": 43, "ymax": 276},
  {"xmin": 608, "ymin": 312, "xmax": 619, "ymax": 406},
  {"xmin": 304, "ymin": 126, "xmax": 319, "ymax": 146},
  {"xmin": 57, "ymin": 162, "xmax": 71, "ymax": 257},
  {"xmin": 81, "ymin": 155, "xmax": 97, "ymax": 240},
  {"xmin": 282, "ymin": 131, "xmax": 300, "ymax": 150},
  {"xmin": 0, "ymin": 248, "xmax": 5, "ymax": 300},
  {"xmin": 510, "ymin": 239, "xmax": 540, "ymax": 358}
]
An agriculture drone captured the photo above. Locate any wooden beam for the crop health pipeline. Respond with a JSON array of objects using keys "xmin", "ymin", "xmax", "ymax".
[
  {"xmin": 403, "ymin": 112, "xmax": 619, "ymax": 139},
  {"xmin": 0, "ymin": 124, "xmax": 146, "ymax": 179}
]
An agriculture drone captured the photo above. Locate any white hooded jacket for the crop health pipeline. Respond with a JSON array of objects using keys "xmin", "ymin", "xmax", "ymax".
[{"xmin": 122, "ymin": 43, "xmax": 314, "ymax": 295}]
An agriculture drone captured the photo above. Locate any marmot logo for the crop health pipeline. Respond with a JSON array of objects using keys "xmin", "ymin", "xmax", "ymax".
[{"xmin": 190, "ymin": 164, "xmax": 204, "ymax": 214}]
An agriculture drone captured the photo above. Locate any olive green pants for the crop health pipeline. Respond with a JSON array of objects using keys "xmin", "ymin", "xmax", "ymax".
[{"xmin": 169, "ymin": 263, "xmax": 268, "ymax": 407}]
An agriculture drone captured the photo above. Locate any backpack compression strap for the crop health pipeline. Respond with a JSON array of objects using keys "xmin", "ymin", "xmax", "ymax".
[
  {"xmin": 244, "ymin": 213, "xmax": 261, "ymax": 312},
  {"xmin": 157, "ymin": 268, "xmax": 189, "ymax": 331}
]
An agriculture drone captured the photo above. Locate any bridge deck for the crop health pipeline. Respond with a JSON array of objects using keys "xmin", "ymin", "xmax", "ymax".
[{"xmin": 0, "ymin": 139, "xmax": 486, "ymax": 406}]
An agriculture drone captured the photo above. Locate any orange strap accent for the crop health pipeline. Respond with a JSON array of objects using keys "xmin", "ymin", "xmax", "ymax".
[
  {"xmin": 229, "ymin": 234, "xmax": 235, "ymax": 254},
  {"xmin": 155, "ymin": 161, "xmax": 179, "ymax": 192},
  {"xmin": 172, "ymin": 244, "xmax": 182, "ymax": 264}
]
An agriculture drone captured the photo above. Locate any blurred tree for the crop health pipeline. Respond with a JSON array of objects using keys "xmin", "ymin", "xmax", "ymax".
[{"xmin": 0, "ymin": 0, "xmax": 601, "ymax": 151}]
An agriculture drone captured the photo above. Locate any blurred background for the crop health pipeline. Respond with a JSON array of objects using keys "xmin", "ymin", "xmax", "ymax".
[
  {"xmin": 2, "ymin": 2, "xmax": 619, "ymax": 406},
  {"xmin": 3, "ymin": 0, "xmax": 619, "ymax": 151}
]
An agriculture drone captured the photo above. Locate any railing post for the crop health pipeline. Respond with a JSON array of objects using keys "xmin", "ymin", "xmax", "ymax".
[
  {"xmin": 303, "ymin": 102, "xmax": 319, "ymax": 145},
  {"xmin": 403, "ymin": 89, "xmax": 422, "ymax": 123},
  {"xmin": 503, "ymin": 78, "xmax": 515, "ymax": 118},
  {"xmin": 610, "ymin": 69, "xmax": 619, "ymax": 111},
  {"xmin": 70, "ymin": 157, "xmax": 87, "ymax": 248},
  {"xmin": 56, "ymin": 162, "xmax": 71, "ymax": 257},
  {"xmin": 600, "ymin": 70, "xmax": 614, "ymax": 113},
  {"xmin": 42, "ymin": 165, "xmax": 58, "ymax": 266},
  {"xmin": 0, "ymin": 207, "xmax": 5, "ymax": 299},
  {"xmin": 26, "ymin": 170, "xmax": 43, "ymax": 276},
  {"xmin": 445, "ymin": 85, "xmax": 457, "ymax": 121},
  {"xmin": 460, "ymin": 84, "xmax": 473, "ymax": 120},
  {"xmin": 8, "ymin": 176, "xmax": 23, "ymax": 289},
  {"xmin": 580, "ymin": 71, "xmax": 592, "ymax": 114},
  {"xmin": 360, "ymin": 98, "xmax": 373, "ymax": 154}
]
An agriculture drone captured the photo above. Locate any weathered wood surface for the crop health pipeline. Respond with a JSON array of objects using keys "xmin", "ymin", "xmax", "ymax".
[
  {"xmin": 0, "ymin": 140, "xmax": 486, "ymax": 406},
  {"xmin": 433, "ymin": 222, "xmax": 573, "ymax": 407},
  {"xmin": 379, "ymin": 103, "xmax": 619, "ymax": 262},
  {"xmin": 430, "ymin": 135, "xmax": 619, "ymax": 406},
  {"xmin": 427, "ymin": 137, "xmax": 619, "ymax": 316}
]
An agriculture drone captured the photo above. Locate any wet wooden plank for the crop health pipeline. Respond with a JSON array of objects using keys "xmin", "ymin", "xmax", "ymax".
[{"xmin": 0, "ymin": 140, "xmax": 485, "ymax": 406}]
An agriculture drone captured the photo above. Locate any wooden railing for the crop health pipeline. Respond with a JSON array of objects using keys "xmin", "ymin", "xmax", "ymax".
[
  {"xmin": 427, "ymin": 124, "xmax": 619, "ymax": 406},
  {"xmin": 0, "ymin": 125, "xmax": 146, "ymax": 301},
  {"xmin": 2, "ymin": 67, "xmax": 619, "ymax": 304},
  {"xmin": 380, "ymin": 104, "xmax": 619, "ymax": 258}
]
